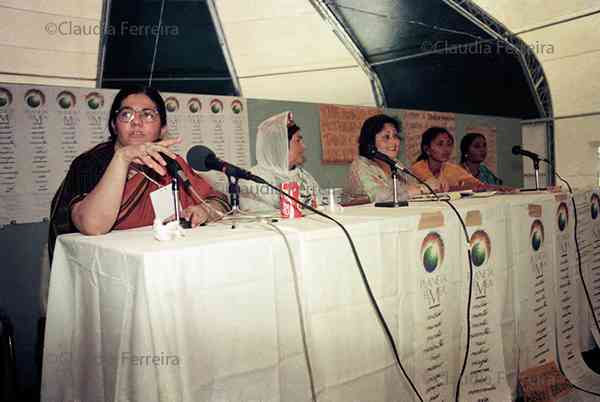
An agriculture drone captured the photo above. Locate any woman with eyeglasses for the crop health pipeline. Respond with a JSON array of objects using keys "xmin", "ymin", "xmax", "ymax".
[{"xmin": 49, "ymin": 86, "xmax": 229, "ymax": 260}]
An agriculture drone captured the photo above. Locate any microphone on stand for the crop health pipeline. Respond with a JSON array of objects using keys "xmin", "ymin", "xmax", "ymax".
[
  {"xmin": 366, "ymin": 147, "xmax": 408, "ymax": 207},
  {"xmin": 511, "ymin": 146, "xmax": 549, "ymax": 162},
  {"xmin": 186, "ymin": 145, "xmax": 266, "ymax": 220},
  {"xmin": 368, "ymin": 149, "xmax": 410, "ymax": 173},
  {"xmin": 511, "ymin": 145, "xmax": 550, "ymax": 190},
  {"xmin": 186, "ymin": 145, "xmax": 265, "ymax": 183},
  {"xmin": 158, "ymin": 152, "xmax": 186, "ymax": 227}
]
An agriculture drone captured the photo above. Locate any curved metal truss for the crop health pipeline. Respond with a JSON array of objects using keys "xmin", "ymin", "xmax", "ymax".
[{"xmin": 443, "ymin": 0, "xmax": 553, "ymax": 119}]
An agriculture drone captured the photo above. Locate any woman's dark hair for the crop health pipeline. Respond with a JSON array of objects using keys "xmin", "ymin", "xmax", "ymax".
[
  {"xmin": 416, "ymin": 127, "xmax": 454, "ymax": 162},
  {"xmin": 460, "ymin": 132, "xmax": 486, "ymax": 163},
  {"xmin": 287, "ymin": 123, "xmax": 300, "ymax": 142},
  {"xmin": 108, "ymin": 86, "xmax": 167, "ymax": 141},
  {"xmin": 358, "ymin": 114, "xmax": 401, "ymax": 158}
]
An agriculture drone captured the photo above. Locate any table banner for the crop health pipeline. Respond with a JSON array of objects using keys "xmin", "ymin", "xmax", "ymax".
[
  {"xmin": 407, "ymin": 211, "xmax": 462, "ymax": 401},
  {"xmin": 584, "ymin": 189, "xmax": 600, "ymax": 345},
  {"xmin": 508, "ymin": 199, "xmax": 576, "ymax": 401},
  {"xmin": 552, "ymin": 195, "xmax": 600, "ymax": 393},
  {"xmin": 458, "ymin": 206, "xmax": 513, "ymax": 401},
  {"xmin": 573, "ymin": 190, "xmax": 594, "ymax": 350}
]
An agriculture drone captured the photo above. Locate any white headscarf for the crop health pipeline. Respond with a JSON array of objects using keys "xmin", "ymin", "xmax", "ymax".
[
  {"xmin": 252, "ymin": 111, "xmax": 291, "ymax": 182},
  {"xmin": 241, "ymin": 111, "xmax": 321, "ymax": 211}
]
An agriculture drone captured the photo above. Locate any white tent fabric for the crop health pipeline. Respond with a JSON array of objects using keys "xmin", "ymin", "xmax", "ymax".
[
  {"xmin": 1, "ymin": 0, "xmax": 599, "ymax": 185},
  {"xmin": 213, "ymin": 0, "xmax": 376, "ymax": 106},
  {"xmin": 0, "ymin": 0, "xmax": 101, "ymax": 87},
  {"xmin": 473, "ymin": 1, "xmax": 600, "ymax": 188}
]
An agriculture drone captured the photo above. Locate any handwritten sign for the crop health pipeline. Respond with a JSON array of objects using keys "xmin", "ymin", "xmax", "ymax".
[
  {"xmin": 402, "ymin": 110, "xmax": 456, "ymax": 164},
  {"xmin": 319, "ymin": 104, "xmax": 381, "ymax": 164}
]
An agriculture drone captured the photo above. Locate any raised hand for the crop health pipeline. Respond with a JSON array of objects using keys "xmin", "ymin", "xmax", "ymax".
[{"xmin": 115, "ymin": 137, "xmax": 181, "ymax": 175}]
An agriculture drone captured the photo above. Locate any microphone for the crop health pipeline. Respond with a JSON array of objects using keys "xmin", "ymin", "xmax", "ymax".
[
  {"xmin": 368, "ymin": 148, "xmax": 409, "ymax": 173},
  {"xmin": 512, "ymin": 146, "xmax": 548, "ymax": 162},
  {"xmin": 160, "ymin": 152, "xmax": 191, "ymax": 189},
  {"xmin": 186, "ymin": 145, "xmax": 265, "ymax": 183}
]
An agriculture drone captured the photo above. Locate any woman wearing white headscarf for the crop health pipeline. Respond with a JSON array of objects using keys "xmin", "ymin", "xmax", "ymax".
[{"xmin": 241, "ymin": 111, "xmax": 321, "ymax": 212}]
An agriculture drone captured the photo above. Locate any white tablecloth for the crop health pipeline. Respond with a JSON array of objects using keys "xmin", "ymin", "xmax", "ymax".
[{"xmin": 41, "ymin": 192, "xmax": 599, "ymax": 402}]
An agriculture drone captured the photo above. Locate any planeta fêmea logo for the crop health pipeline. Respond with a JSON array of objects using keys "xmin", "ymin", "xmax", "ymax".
[
  {"xmin": 530, "ymin": 220, "xmax": 545, "ymax": 252},
  {"xmin": 557, "ymin": 202, "xmax": 568, "ymax": 232},
  {"xmin": 24, "ymin": 89, "xmax": 46, "ymax": 109},
  {"xmin": 470, "ymin": 230, "xmax": 491, "ymax": 268},
  {"xmin": 187, "ymin": 98, "xmax": 202, "ymax": 114},
  {"xmin": 421, "ymin": 232, "xmax": 444, "ymax": 273},
  {"xmin": 56, "ymin": 91, "xmax": 76, "ymax": 110},
  {"xmin": 0, "ymin": 87, "xmax": 13, "ymax": 108}
]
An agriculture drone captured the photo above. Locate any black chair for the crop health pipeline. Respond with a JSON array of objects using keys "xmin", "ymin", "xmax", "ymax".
[{"xmin": 0, "ymin": 310, "xmax": 18, "ymax": 401}]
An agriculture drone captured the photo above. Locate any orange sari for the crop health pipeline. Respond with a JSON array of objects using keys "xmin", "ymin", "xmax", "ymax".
[{"xmin": 410, "ymin": 159, "xmax": 483, "ymax": 189}]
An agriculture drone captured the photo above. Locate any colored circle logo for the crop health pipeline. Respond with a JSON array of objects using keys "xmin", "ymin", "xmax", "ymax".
[
  {"xmin": 470, "ymin": 230, "xmax": 491, "ymax": 268},
  {"xmin": 231, "ymin": 99, "xmax": 243, "ymax": 114},
  {"xmin": 85, "ymin": 92, "xmax": 104, "ymax": 110},
  {"xmin": 530, "ymin": 220, "xmax": 544, "ymax": 251},
  {"xmin": 591, "ymin": 194, "xmax": 600, "ymax": 220},
  {"xmin": 210, "ymin": 99, "xmax": 223, "ymax": 114},
  {"xmin": 165, "ymin": 97, "xmax": 179, "ymax": 113},
  {"xmin": 56, "ymin": 91, "xmax": 76, "ymax": 110},
  {"xmin": 0, "ymin": 88, "xmax": 13, "ymax": 108},
  {"xmin": 421, "ymin": 232, "xmax": 444, "ymax": 273},
  {"xmin": 557, "ymin": 202, "xmax": 568, "ymax": 232},
  {"xmin": 187, "ymin": 98, "xmax": 202, "ymax": 113},
  {"xmin": 24, "ymin": 89, "xmax": 45, "ymax": 108}
]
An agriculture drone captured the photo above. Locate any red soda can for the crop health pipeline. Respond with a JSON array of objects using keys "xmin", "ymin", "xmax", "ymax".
[{"xmin": 280, "ymin": 181, "xmax": 303, "ymax": 218}]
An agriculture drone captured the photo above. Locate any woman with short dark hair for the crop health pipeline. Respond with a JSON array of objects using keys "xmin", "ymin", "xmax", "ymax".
[{"xmin": 344, "ymin": 114, "xmax": 422, "ymax": 202}]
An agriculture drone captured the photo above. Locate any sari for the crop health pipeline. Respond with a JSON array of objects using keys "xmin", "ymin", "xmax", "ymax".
[{"xmin": 49, "ymin": 141, "xmax": 227, "ymax": 261}]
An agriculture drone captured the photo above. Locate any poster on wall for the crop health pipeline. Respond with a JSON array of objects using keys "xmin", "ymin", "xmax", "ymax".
[
  {"xmin": 402, "ymin": 110, "xmax": 456, "ymax": 165},
  {"xmin": 319, "ymin": 104, "xmax": 381, "ymax": 164},
  {"xmin": 0, "ymin": 83, "xmax": 250, "ymax": 226}
]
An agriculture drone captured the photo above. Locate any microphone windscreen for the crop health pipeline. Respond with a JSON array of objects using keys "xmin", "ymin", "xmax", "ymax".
[
  {"xmin": 512, "ymin": 145, "xmax": 521, "ymax": 155},
  {"xmin": 186, "ymin": 145, "xmax": 215, "ymax": 171}
]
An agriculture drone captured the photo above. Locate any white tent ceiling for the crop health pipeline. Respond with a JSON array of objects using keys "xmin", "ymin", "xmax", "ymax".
[
  {"xmin": 473, "ymin": 1, "xmax": 600, "ymax": 187},
  {"xmin": 214, "ymin": 0, "xmax": 375, "ymax": 105},
  {"xmin": 1, "ymin": 0, "xmax": 599, "ymax": 185},
  {"xmin": 0, "ymin": 0, "xmax": 102, "ymax": 87}
]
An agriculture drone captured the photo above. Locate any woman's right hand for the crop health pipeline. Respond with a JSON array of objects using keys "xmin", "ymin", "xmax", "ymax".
[{"xmin": 115, "ymin": 137, "xmax": 181, "ymax": 175}]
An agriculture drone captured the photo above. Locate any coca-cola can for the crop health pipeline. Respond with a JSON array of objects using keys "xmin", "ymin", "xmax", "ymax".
[{"xmin": 280, "ymin": 181, "xmax": 303, "ymax": 218}]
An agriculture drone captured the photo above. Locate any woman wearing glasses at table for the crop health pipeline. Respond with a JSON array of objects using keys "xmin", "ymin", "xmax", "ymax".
[{"xmin": 49, "ymin": 87, "xmax": 228, "ymax": 259}]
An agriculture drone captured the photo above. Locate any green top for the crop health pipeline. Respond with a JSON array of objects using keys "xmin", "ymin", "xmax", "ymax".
[{"xmin": 475, "ymin": 164, "xmax": 502, "ymax": 185}]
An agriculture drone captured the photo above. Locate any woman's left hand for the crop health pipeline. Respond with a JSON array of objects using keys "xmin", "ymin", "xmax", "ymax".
[{"xmin": 181, "ymin": 204, "xmax": 210, "ymax": 227}]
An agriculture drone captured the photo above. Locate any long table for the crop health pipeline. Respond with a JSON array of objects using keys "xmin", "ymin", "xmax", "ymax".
[{"xmin": 41, "ymin": 190, "xmax": 600, "ymax": 402}]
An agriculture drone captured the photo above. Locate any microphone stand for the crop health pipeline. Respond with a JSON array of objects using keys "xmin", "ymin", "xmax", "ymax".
[
  {"xmin": 374, "ymin": 165, "xmax": 408, "ymax": 208},
  {"xmin": 170, "ymin": 175, "xmax": 184, "ymax": 226},
  {"xmin": 521, "ymin": 156, "xmax": 547, "ymax": 192},
  {"xmin": 223, "ymin": 174, "xmax": 252, "ymax": 229}
]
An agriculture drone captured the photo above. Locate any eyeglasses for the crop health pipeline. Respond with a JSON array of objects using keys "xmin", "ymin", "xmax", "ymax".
[{"xmin": 115, "ymin": 107, "xmax": 160, "ymax": 123}]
